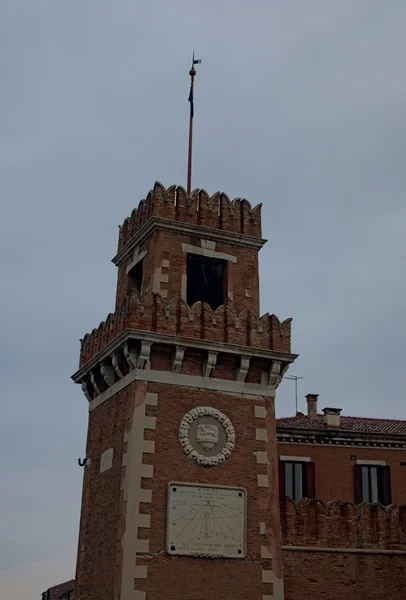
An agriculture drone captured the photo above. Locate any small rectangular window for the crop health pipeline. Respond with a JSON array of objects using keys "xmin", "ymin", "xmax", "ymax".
[
  {"xmin": 355, "ymin": 464, "xmax": 391, "ymax": 505},
  {"xmin": 186, "ymin": 253, "xmax": 227, "ymax": 310},
  {"xmin": 285, "ymin": 462, "xmax": 294, "ymax": 499},
  {"xmin": 370, "ymin": 467, "xmax": 379, "ymax": 503},
  {"xmin": 283, "ymin": 461, "xmax": 307, "ymax": 501},
  {"xmin": 127, "ymin": 259, "xmax": 143, "ymax": 293}
]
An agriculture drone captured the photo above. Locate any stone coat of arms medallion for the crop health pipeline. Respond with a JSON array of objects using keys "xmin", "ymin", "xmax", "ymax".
[{"xmin": 179, "ymin": 406, "xmax": 235, "ymax": 466}]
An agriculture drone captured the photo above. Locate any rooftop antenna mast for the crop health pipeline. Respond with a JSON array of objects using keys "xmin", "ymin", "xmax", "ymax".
[
  {"xmin": 187, "ymin": 51, "xmax": 202, "ymax": 195},
  {"xmin": 283, "ymin": 375, "xmax": 304, "ymax": 414}
]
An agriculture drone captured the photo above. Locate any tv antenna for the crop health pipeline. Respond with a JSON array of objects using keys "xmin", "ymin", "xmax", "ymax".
[{"xmin": 283, "ymin": 375, "xmax": 304, "ymax": 414}]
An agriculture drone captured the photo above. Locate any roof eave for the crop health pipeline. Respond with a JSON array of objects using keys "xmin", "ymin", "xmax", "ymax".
[{"xmin": 276, "ymin": 426, "xmax": 406, "ymax": 443}]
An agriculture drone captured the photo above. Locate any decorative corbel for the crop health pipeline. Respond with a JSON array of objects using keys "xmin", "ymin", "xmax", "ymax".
[
  {"xmin": 237, "ymin": 355, "xmax": 251, "ymax": 382},
  {"xmin": 137, "ymin": 340, "xmax": 153, "ymax": 370},
  {"xmin": 124, "ymin": 342, "xmax": 138, "ymax": 371},
  {"xmin": 268, "ymin": 361, "xmax": 289, "ymax": 391},
  {"xmin": 89, "ymin": 371, "xmax": 102, "ymax": 396},
  {"xmin": 100, "ymin": 361, "xmax": 115, "ymax": 387},
  {"xmin": 204, "ymin": 351, "xmax": 218, "ymax": 378},
  {"xmin": 172, "ymin": 346, "xmax": 186, "ymax": 373},
  {"xmin": 111, "ymin": 352, "xmax": 124, "ymax": 379},
  {"xmin": 81, "ymin": 381, "xmax": 92, "ymax": 402}
]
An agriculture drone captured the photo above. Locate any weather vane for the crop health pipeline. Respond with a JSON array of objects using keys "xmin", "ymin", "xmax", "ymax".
[{"xmin": 187, "ymin": 51, "xmax": 202, "ymax": 195}]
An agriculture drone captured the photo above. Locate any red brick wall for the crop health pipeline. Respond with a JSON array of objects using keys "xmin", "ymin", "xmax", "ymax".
[
  {"xmin": 75, "ymin": 381, "xmax": 140, "ymax": 600},
  {"xmin": 117, "ymin": 182, "xmax": 263, "ymax": 253},
  {"xmin": 277, "ymin": 443, "xmax": 406, "ymax": 504},
  {"xmin": 75, "ymin": 379, "xmax": 271, "ymax": 600},
  {"xmin": 115, "ymin": 228, "xmax": 260, "ymax": 311},
  {"xmin": 136, "ymin": 383, "xmax": 268, "ymax": 600},
  {"xmin": 281, "ymin": 498, "xmax": 406, "ymax": 600},
  {"xmin": 283, "ymin": 551, "xmax": 405, "ymax": 600},
  {"xmin": 281, "ymin": 498, "xmax": 406, "ymax": 549},
  {"xmin": 79, "ymin": 293, "xmax": 291, "ymax": 369}
]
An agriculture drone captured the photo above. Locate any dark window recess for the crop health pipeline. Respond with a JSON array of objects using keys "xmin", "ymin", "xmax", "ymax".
[
  {"xmin": 354, "ymin": 464, "xmax": 391, "ymax": 505},
  {"xmin": 186, "ymin": 254, "xmax": 226, "ymax": 310},
  {"xmin": 127, "ymin": 260, "xmax": 143, "ymax": 293},
  {"xmin": 279, "ymin": 460, "xmax": 315, "ymax": 502}
]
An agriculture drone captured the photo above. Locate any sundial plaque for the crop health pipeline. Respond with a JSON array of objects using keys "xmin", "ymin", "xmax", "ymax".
[{"xmin": 166, "ymin": 482, "xmax": 246, "ymax": 558}]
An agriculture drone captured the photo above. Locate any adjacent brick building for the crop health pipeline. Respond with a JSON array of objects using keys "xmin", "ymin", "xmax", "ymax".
[
  {"xmin": 276, "ymin": 396, "xmax": 406, "ymax": 599},
  {"xmin": 277, "ymin": 394, "xmax": 406, "ymax": 506},
  {"xmin": 72, "ymin": 182, "xmax": 406, "ymax": 600}
]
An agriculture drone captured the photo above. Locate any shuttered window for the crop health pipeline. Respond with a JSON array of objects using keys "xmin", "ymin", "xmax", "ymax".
[
  {"xmin": 354, "ymin": 464, "xmax": 391, "ymax": 505},
  {"xmin": 279, "ymin": 460, "xmax": 315, "ymax": 502}
]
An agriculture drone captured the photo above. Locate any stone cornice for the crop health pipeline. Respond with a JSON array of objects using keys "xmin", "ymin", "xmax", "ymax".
[
  {"xmin": 277, "ymin": 430, "xmax": 406, "ymax": 448},
  {"xmin": 112, "ymin": 217, "xmax": 267, "ymax": 266},
  {"xmin": 72, "ymin": 328, "xmax": 297, "ymax": 383},
  {"xmin": 88, "ymin": 368, "xmax": 277, "ymax": 412},
  {"xmin": 72, "ymin": 328, "xmax": 296, "ymax": 406}
]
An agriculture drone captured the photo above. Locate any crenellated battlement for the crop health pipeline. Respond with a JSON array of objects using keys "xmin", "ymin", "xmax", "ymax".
[
  {"xmin": 281, "ymin": 497, "xmax": 406, "ymax": 550},
  {"xmin": 117, "ymin": 182, "xmax": 263, "ymax": 252},
  {"xmin": 79, "ymin": 290, "xmax": 292, "ymax": 368},
  {"xmin": 74, "ymin": 169, "xmax": 298, "ymax": 600}
]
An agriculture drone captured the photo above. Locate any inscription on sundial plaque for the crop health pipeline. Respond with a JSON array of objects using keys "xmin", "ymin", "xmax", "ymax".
[{"xmin": 166, "ymin": 482, "xmax": 246, "ymax": 558}]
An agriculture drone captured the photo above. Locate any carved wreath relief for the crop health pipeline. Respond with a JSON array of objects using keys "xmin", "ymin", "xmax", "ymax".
[{"xmin": 179, "ymin": 406, "xmax": 235, "ymax": 466}]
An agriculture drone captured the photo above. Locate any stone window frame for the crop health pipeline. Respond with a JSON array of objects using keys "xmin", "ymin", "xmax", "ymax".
[
  {"xmin": 279, "ymin": 456, "xmax": 315, "ymax": 502},
  {"xmin": 126, "ymin": 247, "xmax": 147, "ymax": 275},
  {"xmin": 181, "ymin": 240, "xmax": 237, "ymax": 304}
]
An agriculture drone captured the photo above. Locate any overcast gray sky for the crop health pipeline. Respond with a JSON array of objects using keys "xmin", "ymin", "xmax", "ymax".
[{"xmin": 1, "ymin": 1, "xmax": 405, "ymax": 598}]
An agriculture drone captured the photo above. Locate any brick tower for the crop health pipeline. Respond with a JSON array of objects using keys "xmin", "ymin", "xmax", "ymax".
[{"xmin": 72, "ymin": 182, "xmax": 297, "ymax": 600}]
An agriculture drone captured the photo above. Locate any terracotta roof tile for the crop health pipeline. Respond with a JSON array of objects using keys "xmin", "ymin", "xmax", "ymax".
[{"xmin": 276, "ymin": 414, "xmax": 406, "ymax": 436}]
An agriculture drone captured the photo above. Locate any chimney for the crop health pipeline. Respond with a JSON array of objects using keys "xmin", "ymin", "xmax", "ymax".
[
  {"xmin": 306, "ymin": 394, "xmax": 318, "ymax": 420},
  {"xmin": 322, "ymin": 407, "xmax": 342, "ymax": 428}
]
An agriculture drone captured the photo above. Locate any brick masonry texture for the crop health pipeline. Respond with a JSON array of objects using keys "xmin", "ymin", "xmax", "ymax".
[
  {"xmin": 117, "ymin": 182, "xmax": 263, "ymax": 252},
  {"xmin": 75, "ymin": 378, "xmax": 272, "ymax": 600},
  {"xmin": 115, "ymin": 229, "xmax": 261, "ymax": 310},
  {"xmin": 135, "ymin": 382, "xmax": 270, "ymax": 600},
  {"xmin": 281, "ymin": 498, "xmax": 406, "ymax": 600},
  {"xmin": 79, "ymin": 291, "xmax": 291, "ymax": 367},
  {"xmin": 75, "ymin": 181, "xmax": 406, "ymax": 600},
  {"xmin": 283, "ymin": 552, "xmax": 405, "ymax": 600},
  {"xmin": 278, "ymin": 443, "xmax": 406, "ymax": 504},
  {"xmin": 281, "ymin": 498, "xmax": 406, "ymax": 549},
  {"xmin": 75, "ymin": 381, "xmax": 139, "ymax": 600},
  {"xmin": 79, "ymin": 227, "xmax": 292, "ymax": 367}
]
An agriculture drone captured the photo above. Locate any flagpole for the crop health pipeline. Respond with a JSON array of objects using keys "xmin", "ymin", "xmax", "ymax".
[
  {"xmin": 187, "ymin": 63, "xmax": 196, "ymax": 196},
  {"xmin": 187, "ymin": 53, "xmax": 201, "ymax": 195}
]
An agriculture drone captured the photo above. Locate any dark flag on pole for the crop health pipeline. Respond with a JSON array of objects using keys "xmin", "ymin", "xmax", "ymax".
[
  {"xmin": 188, "ymin": 85, "xmax": 194, "ymax": 118},
  {"xmin": 188, "ymin": 53, "xmax": 201, "ymax": 118}
]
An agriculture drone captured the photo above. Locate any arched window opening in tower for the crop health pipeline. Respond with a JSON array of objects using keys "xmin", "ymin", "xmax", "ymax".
[{"xmin": 186, "ymin": 253, "xmax": 227, "ymax": 310}]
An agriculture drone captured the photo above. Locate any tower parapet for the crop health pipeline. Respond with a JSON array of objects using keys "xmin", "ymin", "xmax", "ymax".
[
  {"xmin": 79, "ymin": 292, "xmax": 292, "ymax": 367},
  {"xmin": 73, "ymin": 181, "xmax": 296, "ymax": 600},
  {"xmin": 117, "ymin": 181, "xmax": 263, "ymax": 253}
]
